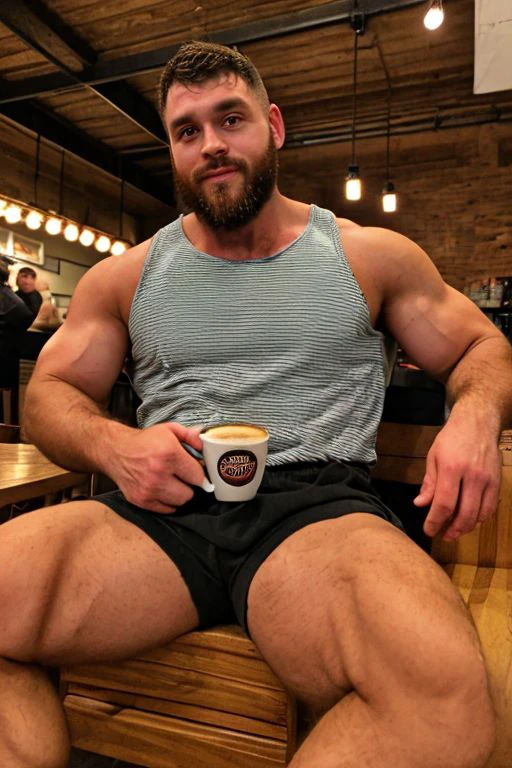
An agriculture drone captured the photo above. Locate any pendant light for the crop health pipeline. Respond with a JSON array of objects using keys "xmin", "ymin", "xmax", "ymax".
[
  {"xmin": 382, "ymin": 79, "xmax": 397, "ymax": 213},
  {"xmin": 345, "ymin": 11, "xmax": 365, "ymax": 202},
  {"xmin": 424, "ymin": 0, "xmax": 444, "ymax": 30}
]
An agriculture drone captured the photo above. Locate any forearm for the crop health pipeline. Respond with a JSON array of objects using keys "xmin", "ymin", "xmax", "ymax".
[
  {"xmin": 24, "ymin": 376, "xmax": 137, "ymax": 473},
  {"xmin": 445, "ymin": 334, "xmax": 512, "ymax": 435}
]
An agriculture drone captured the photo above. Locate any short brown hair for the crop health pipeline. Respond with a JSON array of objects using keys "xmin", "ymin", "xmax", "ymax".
[{"xmin": 158, "ymin": 41, "xmax": 270, "ymax": 119}]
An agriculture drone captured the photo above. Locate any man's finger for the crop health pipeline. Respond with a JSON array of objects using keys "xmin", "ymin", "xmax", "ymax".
[
  {"xmin": 441, "ymin": 476, "xmax": 483, "ymax": 541},
  {"xmin": 423, "ymin": 474, "xmax": 461, "ymax": 538}
]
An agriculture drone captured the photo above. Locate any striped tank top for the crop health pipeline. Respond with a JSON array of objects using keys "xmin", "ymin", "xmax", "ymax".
[{"xmin": 128, "ymin": 204, "xmax": 387, "ymax": 465}]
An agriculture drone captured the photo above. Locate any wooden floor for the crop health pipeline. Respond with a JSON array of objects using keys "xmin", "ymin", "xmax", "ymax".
[{"xmin": 69, "ymin": 749, "xmax": 139, "ymax": 768}]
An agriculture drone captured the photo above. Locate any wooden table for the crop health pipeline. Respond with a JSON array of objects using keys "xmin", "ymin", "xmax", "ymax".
[{"xmin": 0, "ymin": 443, "xmax": 88, "ymax": 507}]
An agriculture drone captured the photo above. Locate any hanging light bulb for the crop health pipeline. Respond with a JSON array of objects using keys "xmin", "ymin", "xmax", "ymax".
[
  {"xmin": 25, "ymin": 210, "xmax": 43, "ymax": 230},
  {"xmin": 345, "ymin": 165, "xmax": 362, "ymax": 201},
  {"xmin": 382, "ymin": 182, "xmax": 397, "ymax": 213},
  {"xmin": 424, "ymin": 0, "xmax": 444, "ymax": 30},
  {"xmin": 111, "ymin": 240, "xmax": 127, "ymax": 256},
  {"xmin": 45, "ymin": 216, "xmax": 63, "ymax": 235},
  {"xmin": 95, "ymin": 235, "xmax": 111, "ymax": 253},
  {"xmin": 344, "ymin": 14, "xmax": 365, "ymax": 202},
  {"xmin": 382, "ymin": 83, "xmax": 398, "ymax": 213},
  {"xmin": 64, "ymin": 222, "xmax": 79, "ymax": 241},
  {"xmin": 5, "ymin": 204, "xmax": 22, "ymax": 224}
]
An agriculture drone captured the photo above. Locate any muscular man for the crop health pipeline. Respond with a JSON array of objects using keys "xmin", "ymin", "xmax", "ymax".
[{"xmin": 2, "ymin": 41, "xmax": 510, "ymax": 768}]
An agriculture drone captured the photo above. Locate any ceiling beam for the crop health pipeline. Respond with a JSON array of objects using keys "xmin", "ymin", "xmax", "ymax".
[
  {"xmin": 0, "ymin": 0, "xmax": 167, "ymax": 144},
  {"xmin": 0, "ymin": 0, "xmax": 426, "ymax": 103},
  {"xmin": 1, "ymin": 101, "xmax": 174, "ymax": 207}
]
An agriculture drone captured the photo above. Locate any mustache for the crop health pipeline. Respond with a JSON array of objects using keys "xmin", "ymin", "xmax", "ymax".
[{"xmin": 194, "ymin": 157, "xmax": 246, "ymax": 182}]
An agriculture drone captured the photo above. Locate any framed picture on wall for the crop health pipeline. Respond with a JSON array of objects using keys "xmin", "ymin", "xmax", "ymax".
[{"xmin": 12, "ymin": 232, "xmax": 44, "ymax": 265}]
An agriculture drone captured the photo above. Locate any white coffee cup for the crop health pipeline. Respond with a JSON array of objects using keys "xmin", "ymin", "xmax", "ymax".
[{"xmin": 200, "ymin": 423, "xmax": 269, "ymax": 502}]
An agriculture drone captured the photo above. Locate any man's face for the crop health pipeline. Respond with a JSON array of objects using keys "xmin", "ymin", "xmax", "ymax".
[
  {"xmin": 17, "ymin": 271, "xmax": 36, "ymax": 293},
  {"xmin": 165, "ymin": 74, "xmax": 280, "ymax": 230}
]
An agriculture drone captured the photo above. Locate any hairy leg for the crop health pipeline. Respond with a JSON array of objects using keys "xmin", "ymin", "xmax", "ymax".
[
  {"xmin": 247, "ymin": 514, "xmax": 495, "ymax": 768},
  {"xmin": 0, "ymin": 500, "xmax": 199, "ymax": 768}
]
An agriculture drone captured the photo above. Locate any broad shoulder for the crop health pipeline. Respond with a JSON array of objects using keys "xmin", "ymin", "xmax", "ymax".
[
  {"xmin": 69, "ymin": 238, "xmax": 153, "ymax": 324},
  {"xmin": 334, "ymin": 220, "xmax": 440, "ymax": 291}
]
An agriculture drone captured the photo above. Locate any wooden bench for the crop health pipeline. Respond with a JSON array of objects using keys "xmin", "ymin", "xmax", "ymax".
[{"xmin": 60, "ymin": 423, "xmax": 512, "ymax": 767}]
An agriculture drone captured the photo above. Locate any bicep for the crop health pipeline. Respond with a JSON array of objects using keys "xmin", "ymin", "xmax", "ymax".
[
  {"xmin": 381, "ymin": 247, "xmax": 500, "ymax": 380},
  {"xmin": 31, "ymin": 265, "xmax": 129, "ymax": 405}
]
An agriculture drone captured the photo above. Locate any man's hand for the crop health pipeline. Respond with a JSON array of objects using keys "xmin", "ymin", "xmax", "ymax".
[
  {"xmin": 109, "ymin": 422, "xmax": 208, "ymax": 513},
  {"xmin": 413, "ymin": 418, "xmax": 501, "ymax": 541}
]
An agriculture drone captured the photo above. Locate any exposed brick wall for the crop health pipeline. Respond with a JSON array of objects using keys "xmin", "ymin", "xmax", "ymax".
[{"xmin": 279, "ymin": 122, "xmax": 512, "ymax": 292}]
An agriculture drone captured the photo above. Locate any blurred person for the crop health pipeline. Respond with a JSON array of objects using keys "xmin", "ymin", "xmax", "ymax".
[
  {"xmin": 31, "ymin": 280, "xmax": 62, "ymax": 332},
  {"xmin": 0, "ymin": 255, "xmax": 33, "ymax": 392},
  {"xmin": 15, "ymin": 266, "xmax": 42, "ymax": 319}
]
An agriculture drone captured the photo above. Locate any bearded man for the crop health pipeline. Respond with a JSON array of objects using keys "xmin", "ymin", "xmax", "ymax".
[{"xmin": 2, "ymin": 41, "xmax": 510, "ymax": 768}]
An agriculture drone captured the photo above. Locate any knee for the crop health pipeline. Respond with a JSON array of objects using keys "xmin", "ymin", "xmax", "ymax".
[{"xmin": 416, "ymin": 649, "xmax": 496, "ymax": 768}]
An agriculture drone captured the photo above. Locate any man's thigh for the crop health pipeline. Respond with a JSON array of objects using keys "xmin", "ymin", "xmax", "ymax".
[
  {"xmin": 246, "ymin": 513, "xmax": 482, "ymax": 714},
  {"xmin": 0, "ymin": 500, "xmax": 199, "ymax": 666}
]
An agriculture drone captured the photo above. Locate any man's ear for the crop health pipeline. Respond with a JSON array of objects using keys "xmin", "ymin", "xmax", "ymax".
[{"xmin": 268, "ymin": 104, "xmax": 285, "ymax": 150}]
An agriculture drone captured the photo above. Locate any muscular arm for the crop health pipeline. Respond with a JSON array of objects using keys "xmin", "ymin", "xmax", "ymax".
[
  {"xmin": 24, "ymin": 244, "xmax": 207, "ymax": 512},
  {"xmin": 368, "ymin": 227, "xmax": 512, "ymax": 539},
  {"xmin": 24, "ymin": 254, "xmax": 135, "ymax": 470}
]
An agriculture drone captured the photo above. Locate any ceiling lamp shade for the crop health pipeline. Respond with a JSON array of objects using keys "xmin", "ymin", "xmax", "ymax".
[{"xmin": 424, "ymin": 0, "xmax": 444, "ymax": 30}]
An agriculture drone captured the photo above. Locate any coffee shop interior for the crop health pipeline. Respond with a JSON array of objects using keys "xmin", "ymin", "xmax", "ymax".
[{"xmin": 0, "ymin": 1, "xmax": 512, "ymax": 767}]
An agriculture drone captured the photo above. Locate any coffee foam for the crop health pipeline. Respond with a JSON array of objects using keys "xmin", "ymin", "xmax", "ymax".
[{"xmin": 202, "ymin": 424, "xmax": 268, "ymax": 443}]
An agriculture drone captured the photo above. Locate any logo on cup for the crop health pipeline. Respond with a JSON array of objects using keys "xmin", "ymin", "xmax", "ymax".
[{"xmin": 217, "ymin": 450, "xmax": 258, "ymax": 486}]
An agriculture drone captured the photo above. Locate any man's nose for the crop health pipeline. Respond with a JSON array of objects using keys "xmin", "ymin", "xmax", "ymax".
[{"xmin": 201, "ymin": 125, "xmax": 228, "ymax": 157}]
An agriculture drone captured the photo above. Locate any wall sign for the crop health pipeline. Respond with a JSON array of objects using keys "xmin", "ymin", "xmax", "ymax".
[{"xmin": 0, "ymin": 227, "xmax": 45, "ymax": 265}]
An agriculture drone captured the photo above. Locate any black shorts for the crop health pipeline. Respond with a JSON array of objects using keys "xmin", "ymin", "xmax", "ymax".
[{"xmin": 95, "ymin": 461, "xmax": 403, "ymax": 636}]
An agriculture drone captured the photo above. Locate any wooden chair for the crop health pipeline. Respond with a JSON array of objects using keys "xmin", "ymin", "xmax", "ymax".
[{"xmin": 60, "ymin": 423, "xmax": 512, "ymax": 768}]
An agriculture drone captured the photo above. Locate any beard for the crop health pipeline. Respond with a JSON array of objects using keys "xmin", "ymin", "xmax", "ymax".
[{"xmin": 172, "ymin": 135, "xmax": 278, "ymax": 231}]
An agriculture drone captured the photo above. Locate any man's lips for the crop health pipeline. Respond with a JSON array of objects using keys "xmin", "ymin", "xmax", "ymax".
[{"xmin": 201, "ymin": 167, "xmax": 238, "ymax": 181}]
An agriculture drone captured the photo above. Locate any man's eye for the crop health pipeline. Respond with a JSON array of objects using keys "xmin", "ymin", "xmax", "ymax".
[
  {"xmin": 180, "ymin": 126, "xmax": 196, "ymax": 138},
  {"xmin": 225, "ymin": 115, "xmax": 240, "ymax": 126}
]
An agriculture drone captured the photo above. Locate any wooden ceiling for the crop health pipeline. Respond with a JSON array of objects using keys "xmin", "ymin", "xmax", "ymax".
[{"xmin": 1, "ymin": 0, "xmax": 511, "ymax": 217}]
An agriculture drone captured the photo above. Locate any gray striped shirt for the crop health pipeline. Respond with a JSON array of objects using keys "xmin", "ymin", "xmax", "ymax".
[{"xmin": 129, "ymin": 204, "xmax": 386, "ymax": 465}]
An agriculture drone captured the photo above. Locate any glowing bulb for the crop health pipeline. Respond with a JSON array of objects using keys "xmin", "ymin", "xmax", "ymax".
[
  {"xmin": 95, "ymin": 235, "xmax": 111, "ymax": 253},
  {"xmin": 64, "ymin": 223, "xmax": 79, "ymax": 241},
  {"xmin": 5, "ymin": 204, "xmax": 22, "ymax": 224},
  {"xmin": 345, "ymin": 165, "xmax": 362, "ymax": 201},
  {"xmin": 382, "ymin": 182, "xmax": 397, "ymax": 213},
  {"xmin": 25, "ymin": 210, "xmax": 43, "ymax": 230},
  {"xmin": 79, "ymin": 228, "xmax": 95, "ymax": 247},
  {"xmin": 45, "ymin": 216, "xmax": 62, "ymax": 235},
  {"xmin": 111, "ymin": 240, "xmax": 127, "ymax": 255},
  {"xmin": 424, "ymin": 0, "xmax": 444, "ymax": 30}
]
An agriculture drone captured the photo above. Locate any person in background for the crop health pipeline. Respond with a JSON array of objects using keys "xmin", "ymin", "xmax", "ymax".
[
  {"xmin": 0, "ymin": 255, "xmax": 33, "ymax": 395},
  {"xmin": 31, "ymin": 279, "xmax": 62, "ymax": 332},
  {"xmin": 15, "ymin": 266, "xmax": 42, "ymax": 319}
]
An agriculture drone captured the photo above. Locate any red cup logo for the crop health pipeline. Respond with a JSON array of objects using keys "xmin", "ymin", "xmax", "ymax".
[{"xmin": 217, "ymin": 450, "xmax": 258, "ymax": 486}]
